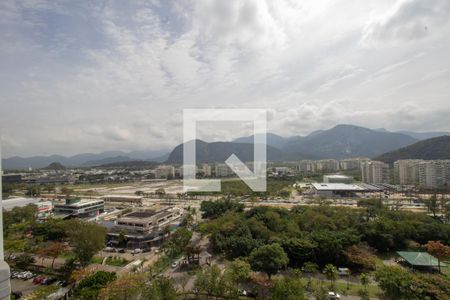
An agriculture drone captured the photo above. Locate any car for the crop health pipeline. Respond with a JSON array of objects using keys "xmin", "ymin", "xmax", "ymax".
[
  {"xmin": 171, "ymin": 262, "xmax": 178, "ymax": 268},
  {"xmin": 56, "ymin": 280, "xmax": 68, "ymax": 287},
  {"xmin": 18, "ymin": 271, "xmax": 33, "ymax": 280},
  {"xmin": 131, "ymin": 248, "xmax": 142, "ymax": 254},
  {"xmin": 33, "ymin": 275, "xmax": 46, "ymax": 284},
  {"xmin": 104, "ymin": 247, "xmax": 116, "ymax": 252},
  {"xmin": 338, "ymin": 267, "xmax": 350, "ymax": 276},
  {"xmin": 42, "ymin": 277, "xmax": 57, "ymax": 285},
  {"xmin": 10, "ymin": 271, "xmax": 19, "ymax": 279},
  {"xmin": 118, "ymin": 249, "xmax": 126, "ymax": 253},
  {"xmin": 328, "ymin": 292, "xmax": 341, "ymax": 299}
]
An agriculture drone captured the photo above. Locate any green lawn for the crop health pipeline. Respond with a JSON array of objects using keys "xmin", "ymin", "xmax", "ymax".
[
  {"xmin": 105, "ymin": 256, "xmax": 129, "ymax": 267},
  {"xmin": 90, "ymin": 256, "xmax": 104, "ymax": 264},
  {"xmin": 301, "ymin": 277, "xmax": 381, "ymax": 298},
  {"xmin": 58, "ymin": 251, "xmax": 76, "ymax": 260}
]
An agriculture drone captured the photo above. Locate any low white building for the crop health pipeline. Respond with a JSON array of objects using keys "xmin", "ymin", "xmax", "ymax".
[
  {"xmin": 323, "ymin": 174, "xmax": 353, "ymax": 184},
  {"xmin": 311, "ymin": 183, "xmax": 366, "ymax": 197}
]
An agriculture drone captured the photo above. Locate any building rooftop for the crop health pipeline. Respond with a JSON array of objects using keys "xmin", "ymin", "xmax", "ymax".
[
  {"xmin": 125, "ymin": 210, "xmax": 158, "ymax": 219},
  {"xmin": 54, "ymin": 198, "xmax": 104, "ymax": 208},
  {"xmin": 118, "ymin": 208, "xmax": 175, "ymax": 223},
  {"xmin": 311, "ymin": 183, "xmax": 365, "ymax": 191},
  {"xmin": 324, "ymin": 175, "xmax": 352, "ymax": 179},
  {"xmin": 397, "ymin": 251, "xmax": 445, "ymax": 267}
]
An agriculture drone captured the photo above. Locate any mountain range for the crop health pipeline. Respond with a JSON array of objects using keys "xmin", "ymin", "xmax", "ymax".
[
  {"xmin": 2, "ymin": 124, "xmax": 449, "ymax": 169},
  {"xmin": 375, "ymin": 136, "xmax": 450, "ymax": 164},
  {"xmin": 1, "ymin": 149, "xmax": 168, "ymax": 170}
]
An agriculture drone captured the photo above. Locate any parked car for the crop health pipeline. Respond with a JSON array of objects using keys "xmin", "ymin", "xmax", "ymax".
[
  {"xmin": 10, "ymin": 271, "xmax": 19, "ymax": 279},
  {"xmin": 18, "ymin": 271, "xmax": 33, "ymax": 280},
  {"xmin": 42, "ymin": 277, "xmax": 57, "ymax": 285},
  {"xmin": 56, "ymin": 280, "xmax": 68, "ymax": 287},
  {"xmin": 338, "ymin": 267, "xmax": 350, "ymax": 276},
  {"xmin": 131, "ymin": 248, "xmax": 142, "ymax": 254},
  {"xmin": 118, "ymin": 249, "xmax": 126, "ymax": 253},
  {"xmin": 328, "ymin": 292, "xmax": 341, "ymax": 299},
  {"xmin": 33, "ymin": 275, "xmax": 46, "ymax": 284},
  {"xmin": 104, "ymin": 247, "xmax": 116, "ymax": 252},
  {"xmin": 171, "ymin": 262, "xmax": 178, "ymax": 268}
]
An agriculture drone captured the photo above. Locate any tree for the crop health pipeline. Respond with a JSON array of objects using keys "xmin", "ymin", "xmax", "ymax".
[
  {"xmin": 374, "ymin": 266, "xmax": 417, "ymax": 300},
  {"xmin": 99, "ymin": 273, "xmax": 145, "ymax": 300},
  {"xmin": 222, "ymin": 258, "xmax": 252, "ymax": 298},
  {"xmin": 343, "ymin": 244, "xmax": 377, "ymax": 271},
  {"xmin": 14, "ymin": 253, "xmax": 35, "ymax": 269},
  {"xmin": 302, "ymin": 262, "xmax": 319, "ymax": 289},
  {"xmin": 200, "ymin": 199, "xmax": 244, "ymax": 219},
  {"xmin": 25, "ymin": 185, "xmax": 41, "ymax": 197},
  {"xmin": 323, "ymin": 264, "xmax": 338, "ymax": 289},
  {"xmin": 63, "ymin": 219, "xmax": 107, "ymax": 266},
  {"xmin": 180, "ymin": 212, "xmax": 194, "ymax": 229},
  {"xmin": 75, "ymin": 271, "xmax": 117, "ymax": 299},
  {"xmin": 270, "ymin": 276, "xmax": 307, "ymax": 300},
  {"xmin": 249, "ymin": 243, "xmax": 289, "ymax": 279},
  {"xmin": 155, "ymin": 188, "xmax": 166, "ymax": 198},
  {"xmin": 61, "ymin": 187, "xmax": 74, "ymax": 198},
  {"xmin": 425, "ymin": 194, "xmax": 439, "ymax": 217},
  {"xmin": 117, "ymin": 230, "xmax": 127, "ymax": 248},
  {"xmin": 141, "ymin": 276, "xmax": 177, "ymax": 300},
  {"xmin": 165, "ymin": 227, "xmax": 192, "ymax": 258},
  {"xmin": 36, "ymin": 242, "xmax": 68, "ymax": 268},
  {"xmin": 360, "ymin": 273, "xmax": 370, "ymax": 291},
  {"xmin": 194, "ymin": 265, "xmax": 227, "ymax": 298},
  {"xmin": 424, "ymin": 240, "xmax": 450, "ymax": 273},
  {"xmin": 227, "ymin": 258, "xmax": 251, "ymax": 283},
  {"xmin": 281, "ymin": 237, "xmax": 317, "ymax": 267}
]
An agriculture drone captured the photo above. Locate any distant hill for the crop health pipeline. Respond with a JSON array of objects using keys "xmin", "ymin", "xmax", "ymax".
[
  {"xmin": 282, "ymin": 124, "xmax": 418, "ymax": 159},
  {"xmin": 4, "ymin": 124, "xmax": 448, "ymax": 169},
  {"xmin": 375, "ymin": 136, "xmax": 450, "ymax": 163},
  {"xmin": 2, "ymin": 149, "xmax": 169, "ymax": 170},
  {"xmin": 97, "ymin": 160, "xmax": 159, "ymax": 168},
  {"xmin": 233, "ymin": 133, "xmax": 291, "ymax": 149},
  {"xmin": 396, "ymin": 130, "xmax": 450, "ymax": 140},
  {"xmin": 41, "ymin": 161, "xmax": 66, "ymax": 170},
  {"xmin": 83, "ymin": 156, "xmax": 132, "ymax": 166},
  {"xmin": 166, "ymin": 140, "xmax": 283, "ymax": 164}
]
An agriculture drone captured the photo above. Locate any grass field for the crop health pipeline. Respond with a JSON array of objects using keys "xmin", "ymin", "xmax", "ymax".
[{"xmin": 301, "ymin": 277, "xmax": 381, "ymax": 298}]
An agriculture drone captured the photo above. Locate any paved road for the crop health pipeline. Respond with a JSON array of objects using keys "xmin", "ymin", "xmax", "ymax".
[{"xmin": 10, "ymin": 279, "xmax": 39, "ymax": 296}]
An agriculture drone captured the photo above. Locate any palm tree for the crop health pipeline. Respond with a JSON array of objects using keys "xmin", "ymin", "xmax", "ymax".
[
  {"xmin": 303, "ymin": 262, "xmax": 319, "ymax": 289},
  {"xmin": 324, "ymin": 264, "xmax": 338, "ymax": 289},
  {"xmin": 360, "ymin": 273, "xmax": 370, "ymax": 291}
]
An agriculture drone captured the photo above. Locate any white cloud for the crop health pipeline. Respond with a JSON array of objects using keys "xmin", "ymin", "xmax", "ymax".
[{"xmin": 1, "ymin": 0, "xmax": 450, "ymax": 157}]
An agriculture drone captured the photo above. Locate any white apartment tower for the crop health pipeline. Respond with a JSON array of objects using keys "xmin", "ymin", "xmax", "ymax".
[{"xmin": 361, "ymin": 161, "xmax": 389, "ymax": 184}]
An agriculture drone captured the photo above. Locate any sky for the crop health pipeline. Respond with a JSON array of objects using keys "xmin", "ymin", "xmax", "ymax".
[{"xmin": 1, "ymin": 0, "xmax": 450, "ymax": 157}]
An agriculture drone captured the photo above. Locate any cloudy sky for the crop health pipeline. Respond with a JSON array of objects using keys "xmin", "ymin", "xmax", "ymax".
[{"xmin": 1, "ymin": 0, "xmax": 450, "ymax": 157}]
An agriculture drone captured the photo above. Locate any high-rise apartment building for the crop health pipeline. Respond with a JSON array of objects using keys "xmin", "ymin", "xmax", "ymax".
[
  {"xmin": 361, "ymin": 161, "xmax": 389, "ymax": 184},
  {"xmin": 393, "ymin": 159, "xmax": 423, "ymax": 185}
]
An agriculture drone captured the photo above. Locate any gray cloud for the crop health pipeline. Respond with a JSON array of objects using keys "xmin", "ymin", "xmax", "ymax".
[{"xmin": 1, "ymin": 0, "xmax": 450, "ymax": 157}]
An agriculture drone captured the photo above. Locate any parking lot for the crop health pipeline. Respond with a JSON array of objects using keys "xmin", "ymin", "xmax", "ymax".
[{"xmin": 11, "ymin": 278, "xmax": 39, "ymax": 297}]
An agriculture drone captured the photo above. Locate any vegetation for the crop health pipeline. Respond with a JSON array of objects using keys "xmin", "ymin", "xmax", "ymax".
[
  {"xmin": 249, "ymin": 243, "xmax": 289, "ymax": 279},
  {"xmin": 270, "ymin": 275, "xmax": 307, "ymax": 300},
  {"xmin": 74, "ymin": 271, "xmax": 117, "ymax": 299},
  {"xmin": 62, "ymin": 219, "xmax": 107, "ymax": 266},
  {"xmin": 200, "ymin": 198, "xmax": 244, "ymax": 219}
]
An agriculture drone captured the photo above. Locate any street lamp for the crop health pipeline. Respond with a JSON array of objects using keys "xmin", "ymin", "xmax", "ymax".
[{"xmin": 0, "ymin": 144, "xmax": 11, "ymax": 299}]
